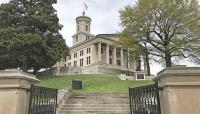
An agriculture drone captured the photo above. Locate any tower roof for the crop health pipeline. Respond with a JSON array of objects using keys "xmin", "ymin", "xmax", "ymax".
[
  {"xmin": 76, "ymin": 12, "xmax": 91, "ymax": 22},
  {"xmin": 76, "ymin": 16, "xmax": 91, "ymax": 22}
]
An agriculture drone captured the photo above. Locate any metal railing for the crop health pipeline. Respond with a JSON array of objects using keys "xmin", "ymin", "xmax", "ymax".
[
  {"xmin": 129, "ymin": 83, "xmax": 161, "ymax": 114},
  {"xmin": 28, "ymin": 85, "xmax": 58, "ymax": 114}
]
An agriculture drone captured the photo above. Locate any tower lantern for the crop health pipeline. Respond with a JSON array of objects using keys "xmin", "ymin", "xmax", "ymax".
[{"xmin": 76, "ymin": 12, "xmax": 91, "ymax": 34}]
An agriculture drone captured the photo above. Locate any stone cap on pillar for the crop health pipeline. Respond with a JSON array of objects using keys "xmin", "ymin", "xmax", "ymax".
[
  {"xmin": 0, "ymin": 69, "xmax": 40, "ymax": 83},
  {"xmin": 156, "ymin": 66, "xmax": 200, "ymax": 78},
  {"xmin": 154, "ymin": 66, "xmax": 200, "ymax": 87}
]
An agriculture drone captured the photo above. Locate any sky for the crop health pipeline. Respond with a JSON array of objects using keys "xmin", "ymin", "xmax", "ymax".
[
  {"xmin": 0, "ymin": 0, "xmax": 200, "ymax": 75},
  {"xmin": 0, "ymin": 0, "xmax": 136, "ymax": 46}
]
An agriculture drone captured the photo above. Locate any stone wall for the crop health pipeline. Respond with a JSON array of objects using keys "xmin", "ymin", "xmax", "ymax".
[
  {"xmin": 97, "ymin": 65, "xmax": 135, "ymax": 75},
  {"xmin": 38, "ymin": 65, "xmax": 138, "ymax": 76}
]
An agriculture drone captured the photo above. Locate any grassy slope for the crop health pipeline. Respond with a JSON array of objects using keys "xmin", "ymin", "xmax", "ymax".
[{"xmin": 37, "ymin": 74, "xmax": 153, "ymax": 93}]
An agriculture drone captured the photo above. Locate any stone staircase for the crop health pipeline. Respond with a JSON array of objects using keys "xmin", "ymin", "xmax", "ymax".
[{"xmin": 57, "ymin": 93, "xmax": 130, "ymax": 114}]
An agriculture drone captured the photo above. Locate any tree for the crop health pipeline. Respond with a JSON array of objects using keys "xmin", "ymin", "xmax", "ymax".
[
  {"xmin": 119, "ymin": 31, "xmax": 152, "ymax": 76},
  {"xmin": 120, "ymin": 0, "xmax": 200, "ymax": 68},
  {"xmin": 0, "ymin": 0, "xmax": 69, "ymax": 74}
]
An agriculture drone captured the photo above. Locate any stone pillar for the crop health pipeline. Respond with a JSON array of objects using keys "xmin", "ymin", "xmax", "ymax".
[
  {"xmin": 127, "ymin": 49, "xmax": 130, "ymax": 68},
  {"xmin": 91, "ymin": 43, "xmax": 97, "ymax": 64},
  {"xmin": 143, "ymin": 58, "xmax": 147, "ymax": 71},
  {"xmin": 56, "ymin": 61, "xmax": 61, "ymax": 75},
  {"xmin": 98, "ymin": 42, "xmax": 101, "ymax": 62},
  {"xmin": 0, "ymin": 69, "xmax": 40, "ymax": 114},
  {"xmin": 106, "ymin": 44, "xmax": 110, "ymax": 64},
  {"xmin": 154, "ymin": 66, "xmax": 200, "ymax": 114},
  {"xmin": 113, "ymin": 47, "xmax": 117, "ymax": 65},
  {"xmin": 120, "ymin": 48, "xmax": 124, "ymax": 67}
]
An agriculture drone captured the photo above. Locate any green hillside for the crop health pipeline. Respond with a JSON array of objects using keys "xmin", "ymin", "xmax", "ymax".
[{"xmin": 37, "ymin": 74, "xmax": 153, "ymax": 93}]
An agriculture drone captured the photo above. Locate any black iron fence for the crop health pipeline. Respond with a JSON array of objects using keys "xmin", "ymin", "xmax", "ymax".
[
  {"xmin": 129, "ymin": 83, "xmax": 161, "ymax": 114},
  {"xmin": 28, "ymin": 85, "xmax": 58, "ymax": 114}
]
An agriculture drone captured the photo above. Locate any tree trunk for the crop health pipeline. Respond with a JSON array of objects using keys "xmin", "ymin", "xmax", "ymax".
[
  {"xmin": 33, "ymin": 67, "xmax": 40, "ymax": 75},
  {"xmin": 145, "ymin": 52, "xmax": 151, "ymax": 76},
  {"xmin": 33, "ymin": 69, "xmax": 38, "ymax": 75},
  {"xmin": 165, "ymin": 53, "xmax": 172, "ymax": 67}
]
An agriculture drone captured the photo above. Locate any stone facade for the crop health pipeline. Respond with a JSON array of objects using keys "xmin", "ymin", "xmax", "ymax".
[
  {"xmin": 0, "ymin": 69, "xmax": 39, "ymax": 114},
  {"xmin": 52, "ymin": 12, "xmax": 147, "ymax": 76}
]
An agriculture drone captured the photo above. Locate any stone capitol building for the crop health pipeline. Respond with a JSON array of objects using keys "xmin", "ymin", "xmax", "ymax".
[{"xmin": 49, "ymin": 12, "xmax": 147, "ymax": 76}]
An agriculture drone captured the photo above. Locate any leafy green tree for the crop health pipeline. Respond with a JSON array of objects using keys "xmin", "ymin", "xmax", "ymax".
[
  {"xmin": 0, "ymin": 0, "xmax": 69, "ymax": 74},
  {"xmin": 120, "ymin": 0, "xmax": 200, "ymax": 67},
  {"xmin": 119, "ymin": 31, "xmax": 152, "ymax": 76}
]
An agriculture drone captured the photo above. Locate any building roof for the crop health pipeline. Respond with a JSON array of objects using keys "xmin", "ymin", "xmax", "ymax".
[
  {"xmin": 96, "ymin": 34, "xmax": 118, "ymax": 38},
  {"xmin": 70, "ymin": 34, "xmax": 118, "ymax": 50}
]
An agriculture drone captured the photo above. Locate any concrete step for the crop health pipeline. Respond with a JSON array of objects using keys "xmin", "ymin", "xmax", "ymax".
[
  {"xmin": 72, "ymin": 93, "xmax": 129, "ymax": 97},
  {"xmin": 65, "ymin": 98, "xmax": 129, "ymax": 102},
  {"xmin": 69, "ymin": 96, "xmax": 129, "ymax": 99},
  {"xmin": 60, "ymin": 106, "xmax": 129, "ymax": 110},
  {"xmin": 61, "ymin": 103, "xmax": 129, "ymax": 107},
  {"xmin": 58, "ymin": 110, "xmax": 130, "ymax": 114},
  {"xmin": 57, "ymin": 93, "xmax": 130, "ymax": 114}
]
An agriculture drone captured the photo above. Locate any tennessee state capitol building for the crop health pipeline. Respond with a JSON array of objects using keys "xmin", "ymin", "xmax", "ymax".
[{"xmin": 51, "ymin": 12, "xmax": 147, "ymax": 76}]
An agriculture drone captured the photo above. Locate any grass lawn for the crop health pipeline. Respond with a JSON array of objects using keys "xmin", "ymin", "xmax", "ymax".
[{"xmin": 36, "ymin": 74, "xmax": 153, "ymax": 93}]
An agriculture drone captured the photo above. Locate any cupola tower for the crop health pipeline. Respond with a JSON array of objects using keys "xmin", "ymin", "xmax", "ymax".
[{"xmin": 72, "ymin": 12, "xmax": 94, "ymax": 45}]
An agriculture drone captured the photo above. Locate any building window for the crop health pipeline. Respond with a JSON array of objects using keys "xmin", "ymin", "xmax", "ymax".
[
  {"xmin": 87, "ymin": 56, "xmax": 91, "ymax": 65},
  {"xmin": 74, "ymin": 61, "xmax": 77, "ymax": 67},
  {"xmin": 80, "ymin": 50, "xmax": 84, "ymax": 56},
  {"xmin": 74, "ymin": 53, "xmax": 77, "ymax": 58},
  {"xmin": 86, "ymin": 36, "xmax": 90, "ymax": 40},
  {"xmin": 76, "ymin": 36, "xmax": 78, "ymax": 42},
  {"xmin": 87, "ymin": 47, "xmax": 91, "ymax": 54},
  {"xmin": 68, "ymin": 62, "xmax": 71, "ymax": 67},
  {"xmin": 86, "ymin": 25, "xmax": 88, "ymax": 31},
  {"xmin": 69, "ymin": 55, "xmax": 71, "ymax": 60},
  {"xmin": 77, "ymin": 25, "xmax": 80, "ymax": 31},
  {"xmin": 64, "ymin": 64, "xmax": 66, "ymax": 67},
  {"xmin": 80, "ymin": 59, "xmax": 84, "ymax": 66}
]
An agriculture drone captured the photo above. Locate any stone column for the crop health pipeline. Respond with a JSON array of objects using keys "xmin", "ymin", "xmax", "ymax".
[
  {"xmin": 113, "ymin": 47, "xmax": 117, "ymax": 65},
  {"xmin": 106, "ymin": 44, "xmax": 110, "ymax": 64},
  {"xmin": 98, "ymin": 42, "xmax": 101, "ymax": 62},
  {"xmin": 56, "ymin": 61, "xmax": 61, "ymax": 75},
  {"xmin": 0, "ymin": 69, "xmax": 40, "ymax": 114},
  {"xmin": 143, "ymin": 58, "xmax": 147, "ymax": 71},
  {"xmin": 127, "ymin": 49, "xmax": 130, "ymax": 68},
  {"xmin": 120, "ymin": 48, "xmax": 124, "ymax": 67},
  {"xmin": 154, "ymin": 66, "xmax": 200, "ymax": 114},
  {"xmin": 91, "ymin": 43, "xmax": 97, "ymax": 64}
]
